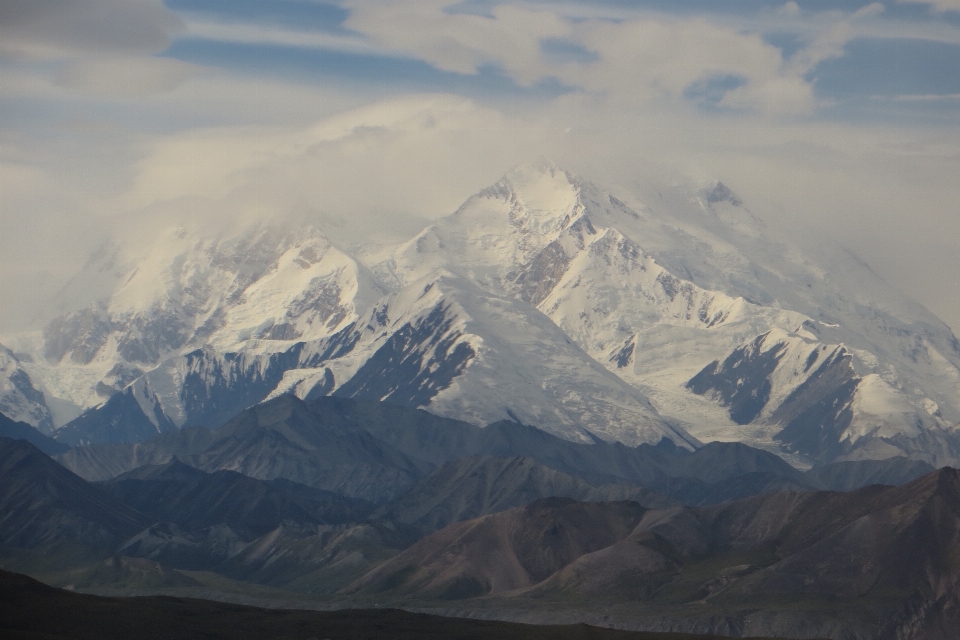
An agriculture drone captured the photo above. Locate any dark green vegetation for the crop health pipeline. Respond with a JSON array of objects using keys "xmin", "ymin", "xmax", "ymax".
[
  {"xmin": 1, "ymin": 395, "xmax": 957, "ymax": 638},
  {"xmin": 0, "ymin": 569, "xmax": 796, "ymax": 640}
]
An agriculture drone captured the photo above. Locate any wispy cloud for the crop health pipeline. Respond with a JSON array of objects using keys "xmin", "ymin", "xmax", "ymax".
[
  {"xmin": 167, "ymin": 1, "xmax": 960, "ymax": 117},
  {"xmin": 0, "ymin": 0, "xmax": 183, "ymax": 59},
  {"xmin": 180, "ymin": 18, "xmax": 380, "ymax": 56},
  {"xmin": 898, "ymin": 0, "xmax": 960, "ymax": 14},
  {"xmin": 876, "ymin": 92, "xmax": 960, "ymax": 101}
]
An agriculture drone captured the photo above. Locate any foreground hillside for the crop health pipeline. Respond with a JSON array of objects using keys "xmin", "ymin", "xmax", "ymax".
[
  {"xmin": 0, "ymin": 570, "xmax": 793, "ymax": 640},
  {"xmin": 349, "ymin": 469, "xmax": 960, "ymax": 639}
]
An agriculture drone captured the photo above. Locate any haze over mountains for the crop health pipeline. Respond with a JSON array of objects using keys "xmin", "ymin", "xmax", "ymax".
[{"xmin": 2, "ymin": 162, "xmax": 957, "ymax": 468}]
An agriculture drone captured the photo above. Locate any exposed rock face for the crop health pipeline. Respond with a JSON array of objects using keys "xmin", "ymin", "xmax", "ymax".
[
  {"xmin": 53, "ymin": 346, "xmax": 306, "ymax": 446},
  {"xmin": 687, "ymin": 329, "xmax": 951, "ymax": 464},
  {"xmin": 43, "ymin": 306, "xmax": 113, "ymax": 365},
  {"xmin": 57, "ymin": 273, "xmax": 694, "ymax": 449}
]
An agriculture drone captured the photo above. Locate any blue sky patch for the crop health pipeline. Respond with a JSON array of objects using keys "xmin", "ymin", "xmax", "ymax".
[
  {"xmin": 166, "ymin": 0, "xmax": 350, "ymax": 32},
  {"xmin": 683, "ymin": 74, "xmax": 749, "ymax": 111},
  {"xmin": 814, "ymin": 38, "xmax": 960, "ymax": 98},
  {"xmin": 164, "ymin": 38, "xmax": 574, "ymax": 103},
  {"xmin": 541, "ymin": 38, "xmax": 599, "ymax": 64}
]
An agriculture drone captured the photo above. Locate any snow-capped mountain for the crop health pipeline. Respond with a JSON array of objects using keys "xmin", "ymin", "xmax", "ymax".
[
  {"xmin": 378, "ymin": 164, "xmax": 814, "ymax": 436},
  {"xmin": 281, "ymin": 271, "xmax": 693, "ymax": 447},
  {"xmin": 3, "ymin": 226, "xmax": 383, "ymax": 423},
  {"xmin": 0, "ymin": 345, "xmax": 53, "ymax": 432},
  {"xmin": 686, "ymin": 328, "xmax": 944, "ymax": 463},
  {"xmin": 5, "ymin": 161, "xmax": 959, "ymax": 466},
  {"xmin": 369, "ymin": 162, "xmax": 959, "ymax": 461},
  {"xmin": 55, "ymin": 271, "xmax": 695, "ymax": 449}
]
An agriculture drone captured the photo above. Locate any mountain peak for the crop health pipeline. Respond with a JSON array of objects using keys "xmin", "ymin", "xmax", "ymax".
[{"xmin": 703, "ymin": 181, "xmax": 742, "ymax": 207}]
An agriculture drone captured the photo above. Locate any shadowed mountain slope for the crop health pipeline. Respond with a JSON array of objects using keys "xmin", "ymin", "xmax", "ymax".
[
  {"xmin": 375, "ymin": 455, "xmax": 675, "ymax": 532},
  {"xmin": 805, "ymin": 456, "xmax": 936, "ymax": 491},
  {"xmin": 58, "ymin": 396, "xmax": 817, "ymax": 503},
  {"xmin": 544, "ymin": 467, "xmax": 960, "ymax": 598},
  {"xmin": 57, "ymin": 396, "xmax": 429, "ymax": 503},
  {"xmin": 0, "ymin": 412, "xmax": 69, "ymax": 456},
  {"xmin": 327, "ymin": 395, "xmax": 814, "ymax": 500},
  {"xmin": 341, "ymin": 468, "xmax": 960, "ymax": 638},
  {"xmin": 0, "ymin": 438, "xmax": 150, "ymax": 550},
  {"xmin": 102, "ymin": 459, "xmax": 374, "ymax": 539}
]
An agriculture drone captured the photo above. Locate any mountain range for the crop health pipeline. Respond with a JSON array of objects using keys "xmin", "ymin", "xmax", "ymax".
[
  {"xmin": 2, "ymin": 162, "xmax": 958, "ymax": 467},
  {"xmin": 52, "ymin": 394, "xmax": 836, "ymax": 505},
  {"xmin": 1, "ymin": 393, "xmax": 957, "ymax": 639}
]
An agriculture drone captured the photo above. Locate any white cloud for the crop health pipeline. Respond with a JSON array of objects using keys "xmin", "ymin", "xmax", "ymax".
[
  {"xmin": 3, "ymin": 87, "xmax": 960, "ymax": 334},
  {"xmin": 341, "ymin": 2, "xmax": 827, "ymax": 115},
  {"xmin": 778, "ymin": 2, "xmax": 802, "ymax": 18},
  {"xmin": 0, "ymin": 0, "xmax": 191, "ymax": 99},
  {"xmin": 55, "ymin": 57, "xmax": 201, "ymax": 97},
  {"xmin": 570, "ymin": 17, "xmax": 814, "ymax": 114},
  {"xmin": 121, "ymin": 94, "xmax": 556, "ymax": 239},
  {"xmin": 344, "ymin": 1, "xmax": 570, "ymax": 84},
  {"xmin": 336, "ymin": 1, "xmax": 911, "ymax": 116},
  {"xmin": 0, "ymin": 0, "xmax": 183, "ymax": 59},
  {"xmin": 180, "ymin": 18, "xmax": 380, "ymax": 56},
  {"xmin": 164, "ymin": 1, "xmax": 959, "ymax": 118},
  {"xmin": 2, "ymin": 0, "xmax": 959, "ymax": 337},
  {"xmin": 882, "ymin": 92, "xmax": 960, "ymax": 101}
]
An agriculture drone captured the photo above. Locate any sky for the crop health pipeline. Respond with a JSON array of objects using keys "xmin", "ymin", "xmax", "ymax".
[{"xmin": 1, "ymin": 0, "xmax": 959, "ymax": 335}]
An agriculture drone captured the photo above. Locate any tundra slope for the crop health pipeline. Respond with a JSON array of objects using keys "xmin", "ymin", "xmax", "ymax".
[{"xmin": 347, "ymin": 467, "xmax": 960, "ymax": 640}]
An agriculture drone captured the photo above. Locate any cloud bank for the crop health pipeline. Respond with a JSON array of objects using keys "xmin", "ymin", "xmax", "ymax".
[{"xmin": 1, "ymin": 0, "xmax": 958, "ymax": 335}]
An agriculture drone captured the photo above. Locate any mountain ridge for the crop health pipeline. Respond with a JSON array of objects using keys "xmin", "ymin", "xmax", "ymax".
[{"xmin": 4, "ymin": 400, "xmax": 958, "ymax": 638}]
